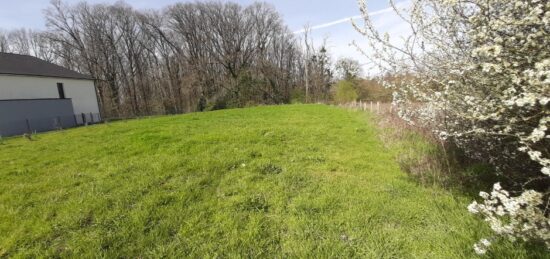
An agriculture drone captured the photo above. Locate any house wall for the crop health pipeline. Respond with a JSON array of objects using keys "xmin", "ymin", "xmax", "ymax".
[{"xmin": 0, "ymin": 74, "xmax": 100, "ymax": 115}]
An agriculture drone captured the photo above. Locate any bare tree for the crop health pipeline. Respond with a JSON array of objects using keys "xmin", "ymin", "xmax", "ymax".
[
  {"xmin": 0, "ymin": 30, "xmax": 10, "ymax": 52},
  {"xmin": 2, "ymin": 0, "xmax": 306, "ymax": 117},
  {"xmin": 335, "ymin": 58, "xmax": 363, "ymax": 81}
]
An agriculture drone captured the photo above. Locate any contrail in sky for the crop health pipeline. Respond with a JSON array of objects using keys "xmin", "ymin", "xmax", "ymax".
[
  {"xmin": 293, "ymin": 7, "xmax": 393, "ymax": 34},
  {"xmin": 292, "ymin": 6, "xmax": 396, "ymax": 34}
]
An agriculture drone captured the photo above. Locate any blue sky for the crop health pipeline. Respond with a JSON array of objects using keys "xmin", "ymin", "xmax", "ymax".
[
  {"xmin": 0, "ymin": 0, "xmax": 394, "ymax": 31},
  {"xmin": 0, "ymin": 0, "xmax": 409, "ymax": 73}
]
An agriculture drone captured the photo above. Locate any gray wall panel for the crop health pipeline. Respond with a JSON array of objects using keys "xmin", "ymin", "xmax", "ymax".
[{"xmin": 0, "ymin": 99, "xmax": 77, "ymax": 136}]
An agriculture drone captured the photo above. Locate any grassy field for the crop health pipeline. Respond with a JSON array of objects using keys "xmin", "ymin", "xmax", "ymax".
[{"xmin": 0, "ymin": 105, "xmax": 541, "ymax": 258}]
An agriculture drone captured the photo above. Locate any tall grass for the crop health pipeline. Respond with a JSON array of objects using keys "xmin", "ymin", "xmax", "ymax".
[{"xmin": 345, "ymin": 101, "xmax": 501, "ymax": 197}]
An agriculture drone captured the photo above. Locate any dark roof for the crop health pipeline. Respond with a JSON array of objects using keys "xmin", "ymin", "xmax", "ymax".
[{"xmin": 0, "ymin": 52, "xmax": 93, "ymax": 80}]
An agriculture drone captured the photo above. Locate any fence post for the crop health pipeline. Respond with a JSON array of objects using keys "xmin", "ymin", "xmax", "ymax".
[
  {"xmin": 370, "ymin": 101, "xmax": 373, "ymax": 111},
  {"xmin": 90, "ymin": 112, "xmax": 94, "ymax": 124},
  {"xmin": 74, "ymin": 114, "xmax": 78, "ymax": 126},
  {"xmin": 377, "ymin": 102, "xmax": 380, "ymax": 114},
  {"xmin": 82, "ymin": 113, "xmax": 87, "ymax": 126},
  {"xmin": 54, "ymin": 116, "xmax": 61, "ymax": 130},
  {"xmin": 25, "ymin": 119, "xmax": 31, "ymax": 133}
]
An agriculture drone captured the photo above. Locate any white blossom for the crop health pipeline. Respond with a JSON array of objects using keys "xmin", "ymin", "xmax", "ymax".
[
  {"xmin": 473, "ymin": 243, "xmax": 487, "ymax": 255},
  {"xmin": 354, "ymin": 0, "xmax": 550, "ymax": 253}
]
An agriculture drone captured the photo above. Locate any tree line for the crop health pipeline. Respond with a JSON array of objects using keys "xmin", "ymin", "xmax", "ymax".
[{"xmin": 0, "ymin": 0, "xmax": 334, "ymax": 118}]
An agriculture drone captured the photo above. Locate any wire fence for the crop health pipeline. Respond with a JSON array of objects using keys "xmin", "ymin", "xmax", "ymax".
[
  {"xmin": 0, "ymin": 102, "xmax": 404, "ymax": 137},
  {"xmin": 343, "ymin": 100, "xmax": 396, "ymax": 115},
  {"xmin": 0, "ymin": 113, "xmax": 102, "ymax": 137}
]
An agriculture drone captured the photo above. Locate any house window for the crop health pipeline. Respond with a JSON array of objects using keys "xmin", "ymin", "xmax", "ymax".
[{"xmin": 57, "ymin": 83, "xmax": 65, "ymax": 99}]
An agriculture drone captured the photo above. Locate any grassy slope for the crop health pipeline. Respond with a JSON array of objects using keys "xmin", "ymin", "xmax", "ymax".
[{"xmin": 0, "ymin": 105, "xmax": 540, "ymax": 258}]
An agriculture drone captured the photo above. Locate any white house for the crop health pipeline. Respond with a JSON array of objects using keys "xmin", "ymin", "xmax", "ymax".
[{"xmin": 0, "ymin": 52, "xmax": 101, "ymax": 136}]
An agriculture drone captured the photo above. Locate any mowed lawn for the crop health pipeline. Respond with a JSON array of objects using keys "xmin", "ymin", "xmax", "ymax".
[{"xmin": 0, "ymin": 105, "xmax": 540, "ymax": 258}]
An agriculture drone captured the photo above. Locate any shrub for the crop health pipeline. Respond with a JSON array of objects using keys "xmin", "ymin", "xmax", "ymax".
[
  {"xmin": 355, "ymin": 78, "xmax": 393, "ymax": 102},
  {"xmin": 354, "ymin": 0, "xmax": 549, "ymax": 253},
  {"xmin": 334, "ymin": 80, "xmax": 359, "ymax": 104}
]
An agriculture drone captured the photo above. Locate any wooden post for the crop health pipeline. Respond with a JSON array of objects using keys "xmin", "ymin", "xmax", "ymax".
[
  {"xmin": 377, "ymin": 102, "xmax": 380, "ymax": 114},
  {"xmin": 370, "ymin": 101, "xmax": 373, "ymax": 111},
  {"xmin": 90, "ymin": 112, "xmax": 94, "ymax": 124}
]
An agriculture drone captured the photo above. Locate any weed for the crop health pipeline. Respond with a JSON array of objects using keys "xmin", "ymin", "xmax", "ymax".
[
  {"xmin": 258, "ymin": 163, "xmax": 283, "ymax": 175},
  {"xmin": 239, "ymin": 195, "xmax": 269, "ymax": 212}
]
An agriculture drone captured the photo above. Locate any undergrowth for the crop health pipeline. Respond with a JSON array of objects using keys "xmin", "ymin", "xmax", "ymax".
[{"xmin": 368, "ymin": 107, "xmax": 504, "ymax": 198}]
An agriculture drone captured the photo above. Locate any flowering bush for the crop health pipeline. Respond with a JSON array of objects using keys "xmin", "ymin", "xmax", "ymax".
[
  {"xmin": 353, "ymin": 0, "xmax": 549, "ymax": 253},
  {"xmin": 468, "ymin": 183, "xmax": 549, "ymax": 250}
]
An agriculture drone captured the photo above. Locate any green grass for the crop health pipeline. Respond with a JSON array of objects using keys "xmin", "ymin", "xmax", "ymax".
[{"xmin": 0, "ymin": 105, "xmax": 542, "ymax": 258}]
